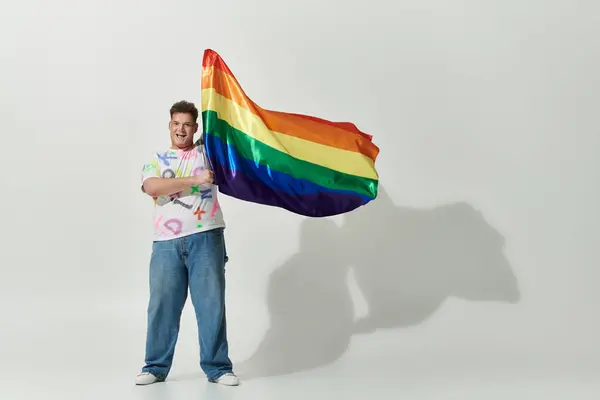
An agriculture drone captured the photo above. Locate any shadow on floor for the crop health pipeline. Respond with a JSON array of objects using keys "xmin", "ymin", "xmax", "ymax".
[{"xmin": 235, "ymin": 184, "xmax": 520, "ymax": 379}]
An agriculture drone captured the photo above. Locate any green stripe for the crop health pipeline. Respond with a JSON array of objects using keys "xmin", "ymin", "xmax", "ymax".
[{"xmin": 202, "ymin": 110, "xmax": 378, "ymax": 198}]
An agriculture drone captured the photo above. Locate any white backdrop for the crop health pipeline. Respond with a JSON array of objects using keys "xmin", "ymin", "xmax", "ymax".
[{"xmin": 2, "ymin": 0, "xmax": 599, "ymax": 398}]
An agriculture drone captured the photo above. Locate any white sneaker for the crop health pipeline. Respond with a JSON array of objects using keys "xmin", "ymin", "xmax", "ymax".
[
  {"xmin": 135, "ymin": 371, "xmax": 163, "ymax": 385},
  {"xmin": 211, "ymin": 373, "xmax": 239, "ymax": 386}
]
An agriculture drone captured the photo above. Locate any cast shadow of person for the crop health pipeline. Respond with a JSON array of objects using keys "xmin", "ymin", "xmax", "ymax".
[{"xmin": 235, "ymin": 185, "xmax": 520, "ymax": 379}]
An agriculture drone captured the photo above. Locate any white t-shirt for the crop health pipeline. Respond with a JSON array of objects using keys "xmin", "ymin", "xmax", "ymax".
[{"xmin": 141, "ymin": 142, "xmax": 225, "ymax": 241}]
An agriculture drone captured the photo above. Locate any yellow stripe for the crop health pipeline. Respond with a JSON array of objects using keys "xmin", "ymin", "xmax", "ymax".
[{"xmin": 201, "ymin": 88, "xmax": 378, "ymax": 180}]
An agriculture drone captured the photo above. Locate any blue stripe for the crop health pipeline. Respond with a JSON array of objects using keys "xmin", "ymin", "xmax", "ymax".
[{"xmin": 205, "ymin": 133, "xmax": 372, "ymax": 201}]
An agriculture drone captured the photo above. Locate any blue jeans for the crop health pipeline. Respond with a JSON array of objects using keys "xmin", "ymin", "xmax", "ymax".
[{"xmin": 141, "ymin": 228, "xmax": 233, "ymax": 381}]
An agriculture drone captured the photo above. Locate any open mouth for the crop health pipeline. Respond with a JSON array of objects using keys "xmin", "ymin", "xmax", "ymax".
[{"xmin": 176, "ymin": 134, "xmax": 186, "ymax": 138}]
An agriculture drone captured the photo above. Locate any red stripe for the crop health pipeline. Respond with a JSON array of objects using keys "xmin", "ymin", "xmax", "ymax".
[{"xmin": 201, "ymin": 49, "xmax": 379, "ymax": 160}]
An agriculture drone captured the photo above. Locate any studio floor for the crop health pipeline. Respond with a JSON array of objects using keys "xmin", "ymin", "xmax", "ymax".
[
  {"xmin": 2, "ymin": 296, "xmax": 599, "ymax": 400},
  {"xmin": 4, "ymin": 358, "xmax": 599, "ymax": 400}
]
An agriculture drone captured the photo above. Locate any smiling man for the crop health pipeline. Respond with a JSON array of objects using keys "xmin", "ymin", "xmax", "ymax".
[{"xmin": 135, "ymin": 100, "xmax": 239, "ymax": 386}]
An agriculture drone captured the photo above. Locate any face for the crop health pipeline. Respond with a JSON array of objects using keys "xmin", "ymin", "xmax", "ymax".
[{"xmin": 169, "ymin": 112, "xmax": 198, "ymax": 149}]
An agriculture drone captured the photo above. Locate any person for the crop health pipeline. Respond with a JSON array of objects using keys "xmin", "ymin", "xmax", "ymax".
[{"xmin": 135, "ymin": 100, "xmax": 239, "ymax": 386}]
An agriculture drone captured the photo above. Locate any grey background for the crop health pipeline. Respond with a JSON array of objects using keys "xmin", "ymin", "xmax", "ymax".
[{"xmin": 1, "ymin": 0, "xmax": 599, "ymax": 398}]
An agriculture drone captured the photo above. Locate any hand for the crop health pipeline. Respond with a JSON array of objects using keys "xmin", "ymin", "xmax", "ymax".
[{"xmin": 190, "ymin": 169, "xmax": 214, "ymax": 185}]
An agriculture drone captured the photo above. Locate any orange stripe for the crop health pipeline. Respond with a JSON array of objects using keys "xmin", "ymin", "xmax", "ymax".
[{"xmin": 201, "ymin": 55, "xmax": 379, "ymax": 161}]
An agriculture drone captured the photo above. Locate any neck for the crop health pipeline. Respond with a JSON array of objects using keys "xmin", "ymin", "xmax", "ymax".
[{"xmin": 171, "ymin": 144, "xmax": 194, "ymax": 151}]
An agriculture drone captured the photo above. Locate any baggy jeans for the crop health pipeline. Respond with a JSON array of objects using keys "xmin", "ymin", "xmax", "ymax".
[{"xmin": 141, "ymin": 227, "xmax": 233, "ymax": 381}]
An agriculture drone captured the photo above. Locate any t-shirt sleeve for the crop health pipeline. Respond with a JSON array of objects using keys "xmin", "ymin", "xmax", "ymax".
[{"xmin": 141, "ymin": 153, "xmax": 160, "ymax": 192}]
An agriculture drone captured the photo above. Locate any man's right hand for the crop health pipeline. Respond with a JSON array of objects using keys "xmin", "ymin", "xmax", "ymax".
[{"xmin": 189, "ymin": 169, "xmax": 214, "ymax": 186}]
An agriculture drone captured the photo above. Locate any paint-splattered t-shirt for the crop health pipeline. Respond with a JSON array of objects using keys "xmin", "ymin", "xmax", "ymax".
[{"xmin": 141, "ymin": 143, "xmax": 225, "ymax": 241}]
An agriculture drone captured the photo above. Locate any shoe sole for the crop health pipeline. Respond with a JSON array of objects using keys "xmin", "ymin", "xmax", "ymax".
[
  {"xmin": 208, "ymin": 377, "xmax": 240, "ymax": 386},
  {"xmin": 135, "ymin": 377, "xmax": 165, "ymax": 386}
]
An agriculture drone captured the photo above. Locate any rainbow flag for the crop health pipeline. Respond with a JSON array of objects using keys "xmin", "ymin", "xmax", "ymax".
[{"xmin": 201, "ymin": 49, "xmax": 380, "ymax": 217}]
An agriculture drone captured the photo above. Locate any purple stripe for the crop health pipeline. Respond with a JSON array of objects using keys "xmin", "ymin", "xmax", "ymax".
[{"xmin": 213, "ymin": 165, "xmax": 369, "ymax": 218}]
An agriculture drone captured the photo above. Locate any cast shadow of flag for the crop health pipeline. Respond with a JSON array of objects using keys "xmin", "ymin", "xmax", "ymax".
[{"xmin": 236, "ymin": 185, "xmax": 520, "ymax": 379}]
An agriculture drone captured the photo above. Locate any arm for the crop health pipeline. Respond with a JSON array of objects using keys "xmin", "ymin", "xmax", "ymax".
[
  {"xmin": 142, "ymin": 170, "xmax": 214, "ymax": 197},
  {"xmin": 142, "ymin": 176, "xmax": 196, "ymax": 197}
]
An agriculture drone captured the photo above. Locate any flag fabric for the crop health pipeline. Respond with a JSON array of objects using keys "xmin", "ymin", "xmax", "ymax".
[{"xmin": 200, "ymin": 49, "xmax": 380, "ymax": 217}]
